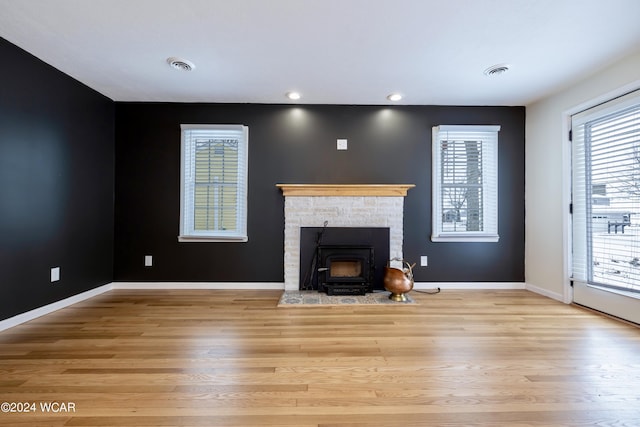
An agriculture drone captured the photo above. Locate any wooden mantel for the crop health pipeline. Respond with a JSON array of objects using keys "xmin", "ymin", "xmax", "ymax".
[{"xmin": 276, "ymin": 184, "xmax": 415, "ymax": 197}]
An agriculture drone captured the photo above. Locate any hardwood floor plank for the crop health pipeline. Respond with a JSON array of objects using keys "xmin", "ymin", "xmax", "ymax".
[{"xmin": 0, "ymin": 289, "xmax": 638, "ymax": 426}]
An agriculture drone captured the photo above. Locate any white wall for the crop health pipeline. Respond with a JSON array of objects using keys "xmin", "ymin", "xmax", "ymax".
[{"xmin": 525, "ymin": 50, "xmax": 640, "ymax": 302}]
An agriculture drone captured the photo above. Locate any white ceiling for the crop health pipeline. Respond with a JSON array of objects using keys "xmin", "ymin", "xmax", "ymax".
[{"xmin": 1, "ymin": 0, "xmax": 639, "ymax": 106}]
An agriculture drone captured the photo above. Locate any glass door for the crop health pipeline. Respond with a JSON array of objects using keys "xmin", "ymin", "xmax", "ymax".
[{"xmin": 571, "ymin": 90, "xmax": 640, "ymax": 324}]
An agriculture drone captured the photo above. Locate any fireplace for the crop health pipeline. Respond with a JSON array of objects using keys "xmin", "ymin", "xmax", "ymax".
[
  {"xmin": 277, "ymin": 184, "xmax": 414, "ymax": 292},
  {"xmin": 299, "ymin": 227, "xmax": 389, "ymax": 294},
  {"xmin": 317, "ymin": 245, "xmax": 374, "ymax": 295}
]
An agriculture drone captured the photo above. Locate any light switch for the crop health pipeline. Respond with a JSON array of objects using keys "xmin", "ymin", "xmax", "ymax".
[
  {"xmin": 51, "ymin": 267, "xmax": 60, "ymax": 282},
  {"xmin": 145, "ymin": 255, "xmax": 153, "ymax": 267}
]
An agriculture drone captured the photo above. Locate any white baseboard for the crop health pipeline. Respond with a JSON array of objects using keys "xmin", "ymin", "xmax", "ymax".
[
  {"xmin": 112, "ymin": 282, "xmax": 285, "ymax": 290},
  {"xmin": 524, "ymin": 282, "xmax": 565, "ymax": 302},
  {"xmin": 0, "ymin": 283, "xmax": 113, "ymax": 332},
  {"xmin": 414, "ymin": 282, "xmax": 526, "ymax": 290}
]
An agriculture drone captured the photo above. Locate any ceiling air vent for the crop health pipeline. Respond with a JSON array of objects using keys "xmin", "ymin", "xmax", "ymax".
[
  {"xmin": 167, "ymin": 57, "xmax": 195, "ymax": 71},
  {"xmin": 484, "ymin": 64, "xmax": 510, "ymax": 77}
]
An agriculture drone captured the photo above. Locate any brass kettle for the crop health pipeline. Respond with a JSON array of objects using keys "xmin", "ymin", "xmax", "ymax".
[{"xmin": 383, "ymin": 258, "xmax": 415, "ymax": 302}]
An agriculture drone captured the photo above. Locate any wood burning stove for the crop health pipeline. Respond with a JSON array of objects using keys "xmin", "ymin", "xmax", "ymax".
[
  {"xmin": 299, "ymin": 226, "xmax": 389, "ymax": 293},
  {"xmin": 317, "ymin": 245, "xmax": 374, "ymax": 295}
]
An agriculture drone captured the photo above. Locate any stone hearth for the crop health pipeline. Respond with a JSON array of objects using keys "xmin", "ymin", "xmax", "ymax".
[{"xmin": 277, "ymin": 184, "xmax": 414, "ymax": 291}]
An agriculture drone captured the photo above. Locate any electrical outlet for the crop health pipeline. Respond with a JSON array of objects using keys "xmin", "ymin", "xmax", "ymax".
[
  {"xmin": 420, "ymin": 256, "xmax": 428, "ymax": 267},
  {"xmin": 337, "ymin": 139, "xmax": 348, "ymax": 150},
  {"xmin": 145, "ymin": 255, "xmax": 153, "ymax": 267},
  {"xmin": 51, "ymin": 267, "xmax": 60, "ymax": 282}
]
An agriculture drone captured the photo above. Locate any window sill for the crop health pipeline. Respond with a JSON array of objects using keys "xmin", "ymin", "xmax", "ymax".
[
  {"xmin": 178, "ymin": 235, "xmax": 248, "ymax": 243},
  {"xmin": 431, "ymin": 235, "xmax": 499, "ymax": 243}
]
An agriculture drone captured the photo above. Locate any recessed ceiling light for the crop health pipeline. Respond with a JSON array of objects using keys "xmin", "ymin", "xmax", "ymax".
[
  {"xmin": 167, "ymin": 57, "xmax": 195, "ymax": 71},
  {"xmin": 387, "ymin": 93, "xmax": 403, "ymax": 102},
  {"xmin": 286, "ymin": 91, "xmax": 301, "ymax": 100},
  {"xmin": 484, "ymin": 63, "xmax": 510, "ymax": 76}
]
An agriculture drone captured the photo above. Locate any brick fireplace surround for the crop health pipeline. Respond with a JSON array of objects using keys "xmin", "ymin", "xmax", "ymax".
[{"xmin": 276, "ymin": 184, "xmax": 414, "ymax": 291}]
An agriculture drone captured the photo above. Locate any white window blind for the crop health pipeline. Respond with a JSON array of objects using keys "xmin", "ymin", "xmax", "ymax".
[
  {"xmin": 432, "ymin": 125, "xmax": 500, "ymax": 242},
  {"xmin": 572, "ymin": 90, "xmax": 640, "ymax": 292},
  {"xmin": 179, "ymin": 124, "xmax": 248, "ymax": 242}
]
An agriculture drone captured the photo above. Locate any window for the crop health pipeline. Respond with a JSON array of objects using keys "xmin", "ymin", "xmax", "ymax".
[
  {"xmin": 431, "ymin": 125, "xmax": 500, "ymax": 242},
  {"xmin": 572, "ymin": 90, "xmax": 640, "ymax": 294},
  {"xmin": 179, "ymin": 124, "xmax": 248, "ymax": 242}
]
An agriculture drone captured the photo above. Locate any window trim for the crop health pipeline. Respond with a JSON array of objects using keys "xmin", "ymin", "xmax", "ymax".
[
  {"xmin": 179, "ymin": 124, "xmax": 249, "ymax": 243},
  {"xmin": 431, "ymin": 125, "xmax": 500, "ymax": 243}
]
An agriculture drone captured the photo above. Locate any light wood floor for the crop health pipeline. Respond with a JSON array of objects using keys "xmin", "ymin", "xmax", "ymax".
[{"xmin": 0, "ymin": 289, "xmax": 639, "ymax": 426}]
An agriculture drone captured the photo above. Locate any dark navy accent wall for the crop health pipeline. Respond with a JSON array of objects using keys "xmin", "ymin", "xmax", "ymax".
[
  {"xmin": 115, "ymin": 103, "xmax": 525, "ymax": 283},
  {"xmin": 0, "ymin": 38, "xmax": 115, "ymax": 321}
]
